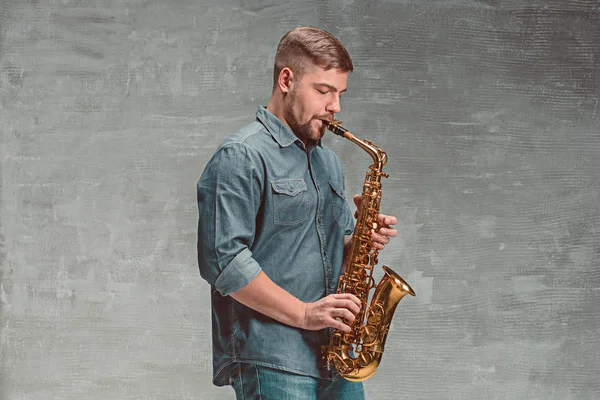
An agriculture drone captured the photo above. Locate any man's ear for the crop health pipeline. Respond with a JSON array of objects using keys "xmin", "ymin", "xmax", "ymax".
[{"xmin": 277, "ymin": 67, "xmax": 294, "ymax": 93}]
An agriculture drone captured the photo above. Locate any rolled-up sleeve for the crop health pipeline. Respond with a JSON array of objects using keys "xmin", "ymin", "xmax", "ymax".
[{"xmin": 197, "ymin": 143, "xmax": 263, "ymax": 296}]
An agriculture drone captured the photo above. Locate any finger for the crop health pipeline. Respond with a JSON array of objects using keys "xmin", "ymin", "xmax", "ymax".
[
  {"xmin": 376, "ymin": 227, "xmax": 398, "ymax": 238},
  {"xmin": 331, "ymin": 298, "xmax": 361, "ymax": 315},
  {"xmin": 333, "ymin": 308, "xmax": 356, "ymax": 323},
  {"xmin": 326, "ymin": 296, "xmax": 360, "ymax": 315},
  {"xmin": 345, "ymin": 300, "xmax": 361, "ymax": 315},
  {"xmin": 372, "ymin": 232, "xmax": 390, "ymax": 245},
  {"xmin": 336, "ymin": 320, "xmax": 352, "ymax": 333},
  {"xmin": 378, "ymin": 214, "xmax": 398, "ymax": 226},
  {"xmin": 372, "ymin": 242, "xmax": 384, "ymax": 250},
  {"xmin": 333, "ymin": 293, "xmax": 362, "ymax": 309},
  {"xmin": 353, "ymin": 194, "xmax": 361, "ymax": 208},
  {"xmin": 378, "ymin": 227, "xmax": 398, "ymax": 238},
  {"xmin": 327, "ymin": 316, "xmax": 352, "ymax": 333}
]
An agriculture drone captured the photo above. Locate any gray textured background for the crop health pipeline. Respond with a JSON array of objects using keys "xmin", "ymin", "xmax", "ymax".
[{"xmin": 1, "ymin": 0, "xmax": 599, "ymax": 399}]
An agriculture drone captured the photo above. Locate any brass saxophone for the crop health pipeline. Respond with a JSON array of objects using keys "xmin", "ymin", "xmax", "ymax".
[{"xmin": 322, "ymin": 119, "xmax": 415, "ymax": 382}]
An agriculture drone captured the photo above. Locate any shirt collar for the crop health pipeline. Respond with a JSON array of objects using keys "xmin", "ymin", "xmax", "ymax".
[{"xmin": 256, "ymin": 106, "xmax": 322, "ymax": 148}]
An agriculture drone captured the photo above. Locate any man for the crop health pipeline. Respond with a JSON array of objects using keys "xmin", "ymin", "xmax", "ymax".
[{"xmin": 197, "ymin": 26, "xmax": 398, "ymax": 399}]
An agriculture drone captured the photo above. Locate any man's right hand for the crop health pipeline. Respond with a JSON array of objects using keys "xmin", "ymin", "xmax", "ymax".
[
  {"xmin": 301, "ymin": 293, "xmax": 362, "ymax": 333},
  {"xmin": 230, "ymin": 272, "xmax": 362, "ymax": 333}
]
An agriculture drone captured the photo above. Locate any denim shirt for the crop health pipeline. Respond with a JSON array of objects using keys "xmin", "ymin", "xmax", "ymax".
[{"xmin": 196, "ymin": 106, "xmax": 355, "ymax": 386}]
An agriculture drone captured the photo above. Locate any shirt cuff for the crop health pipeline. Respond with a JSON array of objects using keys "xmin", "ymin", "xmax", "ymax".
[{"xmin": 214, "ymin": 248, "xmax": 262, "ymax": 296}]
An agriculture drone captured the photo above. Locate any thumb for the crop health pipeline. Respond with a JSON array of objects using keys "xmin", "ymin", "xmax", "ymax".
[{"xmin": 353, "ymin": 194, "xmax": 361, "ymax": 208}]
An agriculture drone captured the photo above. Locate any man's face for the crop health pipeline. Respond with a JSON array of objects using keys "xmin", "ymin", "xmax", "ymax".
[{"xmin": 283, "ymin": 66, "xmax": 348, "ymax": 144}]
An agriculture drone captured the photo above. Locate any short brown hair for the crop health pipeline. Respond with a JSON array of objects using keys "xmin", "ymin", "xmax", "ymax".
[{"xmin": 273, "ymin": 26, "xmax": 353, "ymax": 86}]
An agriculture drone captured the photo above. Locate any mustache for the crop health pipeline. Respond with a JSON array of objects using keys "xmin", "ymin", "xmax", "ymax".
[{"xmin": 317, "ymin": 115, "xmax": 334, "ymax": 122}]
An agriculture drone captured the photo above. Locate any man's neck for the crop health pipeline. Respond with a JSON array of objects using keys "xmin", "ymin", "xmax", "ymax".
[
  {"xmin": 266, "ymin": 97, "xmax": 309, "ymax": 147},
  {"xmin": 266, "ymin": 97, "xmax": 285, "ymax": 126}
]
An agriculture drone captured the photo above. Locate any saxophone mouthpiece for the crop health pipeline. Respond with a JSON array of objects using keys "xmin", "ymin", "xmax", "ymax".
[{"xmin": 323, "ymin": 118, "xmax": 349, "ymax": 138}]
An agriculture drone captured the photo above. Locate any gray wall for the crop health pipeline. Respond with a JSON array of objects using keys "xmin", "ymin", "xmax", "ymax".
[{"xmin": 1, "ymin": 0, "xmax": 598, "ymax": 399}]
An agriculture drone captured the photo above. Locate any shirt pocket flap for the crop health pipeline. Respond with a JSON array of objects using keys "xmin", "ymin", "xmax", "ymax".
[
  {"xmin": 271, "ymin": 179, "xmax": 307, "ymax": 197},
  {"xmin": 328, "ymin": 180, "xmax": 345, "ymax": 198}
]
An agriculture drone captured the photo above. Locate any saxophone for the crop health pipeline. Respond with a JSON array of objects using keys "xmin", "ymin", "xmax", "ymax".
[{"xmin": 322, "ymin": 119, "xmax": 415, "ymax": 382}]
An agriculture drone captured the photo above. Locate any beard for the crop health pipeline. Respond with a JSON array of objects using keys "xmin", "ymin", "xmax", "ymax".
[{"xmin": 284, "ymin": 108, "xmax": 329, "ymax": 144}]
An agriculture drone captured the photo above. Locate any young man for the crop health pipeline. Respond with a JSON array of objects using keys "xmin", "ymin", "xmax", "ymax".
[{"xmin": 197, "ymin": 26, "xmax": 398, "ymax": 399}]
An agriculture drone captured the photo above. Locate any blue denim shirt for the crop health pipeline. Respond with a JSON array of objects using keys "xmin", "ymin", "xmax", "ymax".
[{"xmin": 197, "ymin": 106, "xmax": 355, "ymax": 386}]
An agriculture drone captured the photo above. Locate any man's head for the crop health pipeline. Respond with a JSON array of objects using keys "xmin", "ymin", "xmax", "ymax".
[
  {"xmin": 272, "ymin": 26, "xmax": 354, "ymax": 87},
  {"xmin": 267, "ymin": 26, "xmax": 353, "ymax": 145}
]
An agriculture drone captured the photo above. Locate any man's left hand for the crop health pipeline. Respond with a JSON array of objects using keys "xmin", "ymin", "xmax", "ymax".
[{"xmin": 353, "ymin": 195, "xmax": 398, "ymax": 250}]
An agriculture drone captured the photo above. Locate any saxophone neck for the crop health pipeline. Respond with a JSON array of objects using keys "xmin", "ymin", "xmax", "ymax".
[{"xmin": 324, "ymin": 119, "xmax": 387, "ymax": 171}]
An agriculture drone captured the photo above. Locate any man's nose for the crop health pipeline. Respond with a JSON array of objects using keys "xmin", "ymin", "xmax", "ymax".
[{"xmin": 326, "ymin": 95, "xmax": 341, "ymax": 114}]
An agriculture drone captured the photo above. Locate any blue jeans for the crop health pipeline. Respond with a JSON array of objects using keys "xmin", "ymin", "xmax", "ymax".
[{"xmin": 229, "ymin": 363, "xmax": 365, "ymax": 400}]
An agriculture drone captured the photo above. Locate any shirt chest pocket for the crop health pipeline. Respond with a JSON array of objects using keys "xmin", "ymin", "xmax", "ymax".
[
  {"xmin": 329, "ymin": 180, "xmax": 351, "ymax": 229},
  {"xmin": 271, "ymin": 179, "xmax": 309, "ymax": 226}
]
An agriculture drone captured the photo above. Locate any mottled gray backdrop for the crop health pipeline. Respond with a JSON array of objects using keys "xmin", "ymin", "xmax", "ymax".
[{"xmin": 1, "ymin": 0, "xmax": 598, "ymax": 399}]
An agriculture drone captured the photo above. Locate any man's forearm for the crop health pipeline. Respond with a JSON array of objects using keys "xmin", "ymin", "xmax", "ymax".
[{"xmin": 229, "ymin": 271, "xmax": 306, "ymax": 329}]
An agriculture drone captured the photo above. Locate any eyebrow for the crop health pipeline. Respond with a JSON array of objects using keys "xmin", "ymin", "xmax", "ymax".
[{"xmin": 314, "ymin": 83, "xmax": 347, "ymax": 94}]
